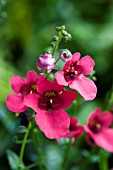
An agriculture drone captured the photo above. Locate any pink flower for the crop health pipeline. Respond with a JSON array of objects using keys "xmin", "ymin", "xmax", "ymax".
[
  {"xmin": 24, "ymin": 79, "xmax": 77, "ymax": 139},
  {"xmin": 58, "ymin": 49, "xmax": 72, "ymax": 62},
  {"xmin": 55, "ymin": 52, "xmax": 97, "ymax": 100},
  {"xmin": 57, "ymin": 118, "xmax": 84, "ymax": 145},
  {"xmin": 64, "ymin": 118, "xmax": 83, "ymax": 138},
  {"xmin": 84, "ymin": 108, "xmax": 113, "ymax": 152},
  {"xmin": 36, "ymin": 53, "xmax": 55, "ymax": 73},
  {"xmin": 6, "ymin": 70, "xmax": 45, "ymax": 113}
]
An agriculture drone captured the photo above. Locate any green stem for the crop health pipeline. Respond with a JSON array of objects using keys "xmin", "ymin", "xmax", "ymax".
[
  {"xmin": 18, "ymin": 122, "xmax": 32, "ymax": 170},
  {"xmin": 99, "ymin": 150, "xmax": 109, "ymax": 170},
  {"xmin": 55, "ymin": 56, "xmax": 60, "ymax": 64},
  {"xmin": 23, "ymin": 162, "xmax": 39, "ymax": 170},
  {"xmin": 32, "ymin": 129, "xmax": 47, "ymax": 170},
  {"xmin": 52, "ymin": 32, "xmax": 63, "ymax": 57}
]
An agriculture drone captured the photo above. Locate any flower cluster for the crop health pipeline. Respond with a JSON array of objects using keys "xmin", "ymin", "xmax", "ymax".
[{"xmin": 6, "ymin": 38, "xmax": 113, "ymax": 152}]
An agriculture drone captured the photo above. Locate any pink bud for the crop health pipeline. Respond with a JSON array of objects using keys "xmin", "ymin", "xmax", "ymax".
[
  {"xmin": 59, "ymin": 49, "xmax": 72, "ymax": 62},
  {"xmin": 36, "ymin": 53, "xmax": 55, "ymax": 73}
]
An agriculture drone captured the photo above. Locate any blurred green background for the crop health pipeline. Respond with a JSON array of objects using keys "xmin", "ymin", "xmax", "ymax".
[{"xmin": 0, "ymin": 0, "xmax": 113, "ymax": 169}]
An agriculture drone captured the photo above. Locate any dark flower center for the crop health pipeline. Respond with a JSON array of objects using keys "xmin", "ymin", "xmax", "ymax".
[
  {"xmin": 30, "ymin": 84, "xmax": 37, "ymax": 94},
  {"xmin": 64, "ymin": 64, "xmax": 79, "ymax": 82},
  {"xmin": 89, "ymin": 118, "xmax": 102, "ymax": 133},
  {"xmin": 38, "ymin": 91, "xmax": 61, "ymax": 111},
  {"xmin": 20, "ymin": 85, "xmax": 29, "ymax": 96},
  {"xmin": 69, "ymin": 123, "xmax": 77, "ymax": 131},
  {"xmin": 20, "ymin": 84, "xmax": 37, "ymax": 96}
]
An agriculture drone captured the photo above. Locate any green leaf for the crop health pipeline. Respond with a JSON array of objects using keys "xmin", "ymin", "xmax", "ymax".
[
  {"xmin": 13, "ymin": 136, "xmax": 31, "ymax": 144},
  {"xmin": 6, "ymin": 149, "xmax": 20, "ymax": 170},
  {"xmin": 16, "ymin": 126, "xmax": 28, "ymax": 133}
]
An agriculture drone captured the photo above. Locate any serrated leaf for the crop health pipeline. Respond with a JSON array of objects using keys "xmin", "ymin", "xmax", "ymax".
[
  {"xmin": 16, "ymin": 126, "xmax": 28, "ymax": 133},
  {"xmin": 6, "ymin": 149, "xmax": 21, "ymax": 170}
]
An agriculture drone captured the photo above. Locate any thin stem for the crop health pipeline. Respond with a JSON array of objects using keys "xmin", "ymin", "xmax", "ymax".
[
  {"xmin": 18, "ymin": 122, "xmax": 32, "ymax": 170},
  {"xmin": 55, "ymin": 56, "xmax": 60, "ymax": 64},
  {"xmin": 52, "ymin": 32, "xmax": 63, "ymax": 57},
  {"xmin": 52, "ymin": 44, "xmax": 58, "ymax": 57},
  {"xmin": 32, "ymin": 129, "xmax": 47, "ymax": 170},
  {"xmin": 23, "ymin": 162, "xmax": 39, "ymax": 170},
  {"xmin": 99, "ymin": 150, "xmax": 109, "ymax": 170}
]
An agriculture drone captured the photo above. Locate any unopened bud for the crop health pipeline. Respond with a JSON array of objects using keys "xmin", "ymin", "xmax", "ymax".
[
  {"xmin": 58, "ymin": 49, "xmax": 72, "ymax": 62},
  {"xmin": 61, "ymin": 30, "xmax": 68, "ymax": 36},
  {"xmin": 56, "ymin": 26, "xmax": 61, "ymax": 31},
  {"xmin": 52, "ymin": 35, "xmax": 59, "ymax": 42},
  {"xmin": 61, "ymin": 25, "xmax": 65, "ymax": 30},
  {"xmin": 36, "ymin": 53, "xmax": 55, "ymax": 73}
]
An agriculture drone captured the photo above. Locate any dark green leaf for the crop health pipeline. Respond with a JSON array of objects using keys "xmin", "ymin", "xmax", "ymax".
[
  {"xmin": 6, "ymin": 149, "xmax": 23, "ymax": 170},
  {"xmin": 16, "ymin": 126, "xmax": 28, "ymax": 133}
]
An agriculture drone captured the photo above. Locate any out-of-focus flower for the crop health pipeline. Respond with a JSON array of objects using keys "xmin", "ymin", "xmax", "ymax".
[
  {"xmin": 57, "ymin": 117, "xmax": 84, "ymax": 145},
  {"xmin": 55, "ymin": 52, "xmax": 97, "ymax": 100},
  {"xmin": 6, "ymin": 70, "xmax": 45, "ymax": 113},
  {"xmin": 36, "ymin": 53, "xmax": 55, "ymax": 73},
  {"xmin": 58, "ymin": 49, "xmax": 72, "ymax": 62},
  {"xmin": 24, "ymin": 79, "xmax": 77, "ymax": 139},
  {"xmin": 84, "ymin": 108, "xmax": 113, "ymax": 152}
]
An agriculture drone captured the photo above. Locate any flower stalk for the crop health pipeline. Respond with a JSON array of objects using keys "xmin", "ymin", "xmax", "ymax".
[{"xmin": 18, "ymin": 121, "xmax": 32, "ymax": 170}]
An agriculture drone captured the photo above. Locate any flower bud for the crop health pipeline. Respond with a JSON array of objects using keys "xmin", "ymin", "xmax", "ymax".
[
  {"xmin": 36, "ymin": 53, "xmax": 55, "ymax": 73},
  {"xmin": 58, "ymin": 49, "xmax": 72, "ymax": 62},
  {"xmin": 52, "ymin": 35, "xmax": 59, "ymax": 42},
  {"xmin": 61, "ymin": 30, "xmax": 68, "ymax": 36}
]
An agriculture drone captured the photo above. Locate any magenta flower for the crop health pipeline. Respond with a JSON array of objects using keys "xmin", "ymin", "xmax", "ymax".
[
  {"xmin": 84, "ymin": 108, "xmax": 113, "ymax": 152},
  {"xmin": 36, "ymin": 53, "xmax": 55, "ymax": 73},
  {"xmin": 24, "ymin": 79, "xmax": 77, "ymax": 139},
  {"xmin": 6, "ymin": 70, "xmax": 45, "ymax": 113},
  {"xmin": 57, "ymin": 118, "xmax": 83, "ymax": 145},
  {"xmin": 64, "ymin": 117, "xmax": 83, "ymax": 139},
  {"xmin": 55, "ymin": 52, "xmax": 97, "ymax": 100}
]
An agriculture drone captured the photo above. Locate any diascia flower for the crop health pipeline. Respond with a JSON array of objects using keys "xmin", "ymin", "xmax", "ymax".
[
  {"xmin": 24, "ymin": 79, "xmax": 77, "ymax": 139},
  {"xmin": 57, "ymin": 118, "xmax": 84, "ymax": 145},
  {"xmin": 84, "ymin": 108, "xmax": 113, "ymax": 152},
  {"xmin": 6, "ymin": 70, "xmax": 45, "ymax": 113},
  {"xmin": 55, "ymin": 52, "xmax": 97, "ymax": 100},
  {"xmin": 64, "ymin": 117, "xmax": 83, "ymax": 139}
]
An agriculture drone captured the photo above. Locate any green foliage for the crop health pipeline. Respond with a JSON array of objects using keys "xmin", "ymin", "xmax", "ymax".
[
  {"xmin": 0, "ymin": 0, "xmax": 113, "ymax": 169},
  {"xmin": 6, "ymin": 149, "xmax": 24, "ymax": 170},
  {"xmin": 16, "ymin": 126, "xmax": 28, "ymax": 134}
]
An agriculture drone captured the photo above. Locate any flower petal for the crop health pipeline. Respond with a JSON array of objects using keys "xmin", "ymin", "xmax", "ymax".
[
  {"xmin": 101, "ymin": 111, "xmax": 113, "ymax": 127},
  {"xmin": 72, "ymin": 52, "xmax": 81, "ymax": 62},
  {"xmin": 69, "ymin": 76, "xmax": 97, "ymax": 100},
  {"xmin": 37, "ymin": 79, "xmax": 64, "ymax": 95},
  {"xmin": 88, "ymin": 108, "xmax": 101, "ymax": 124},
  {"xmin": 59, "ymin": 90, "xmax": 77, "ymax": 109},
  {"xmin": 55, "ymin": 70, "xmax": 68, "ymax": 86},
  {"xmin": 10, "ymin": 76, "xmax": 26, "ymax": 94},
  {"xmin": 89, "ymin": 128, "xmax": 113, "ymax": 152},
  {"xmin": 35, "ymin": 109, "xmax": 70, "ymax": 139},
  {"xmin": 78, "ymin": 56, "xmax": 95, "ymax": 75},
  {"xmin": 63, "ymin": 52, "xmax": 80, "ymax": 71},
  {"xmin": 6, "ymin": 94, "xmax": 27, "ymax": 112},
  {"xmin": 24, "ymin": 94, "xmax": 40, "ymax": 112},
  {"xmin": 26, "ymin": 70, "xmax": 38, "ymax": 85},
  {"xmin": 65, "ymin": 126, "xmax": 83, "ymax": 138}
]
